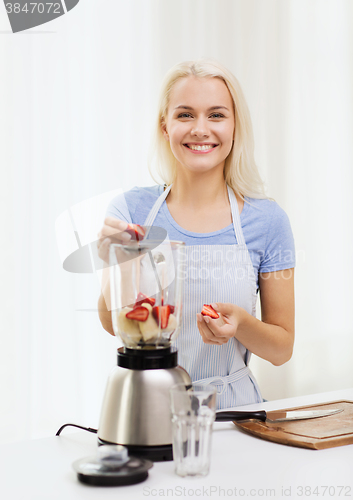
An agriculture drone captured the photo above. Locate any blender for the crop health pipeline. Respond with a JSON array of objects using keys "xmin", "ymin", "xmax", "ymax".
[{"xmin": 97, "ymin": 239, "xmax": 192, "ymax": 462}]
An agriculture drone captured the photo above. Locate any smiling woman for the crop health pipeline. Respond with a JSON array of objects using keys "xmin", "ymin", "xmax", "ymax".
[{"xmin": 97, "ymin": 59, "xmax": 295, "ymax": 409}]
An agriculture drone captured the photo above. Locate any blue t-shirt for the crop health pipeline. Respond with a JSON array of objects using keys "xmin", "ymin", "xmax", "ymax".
[{"xmin": 106, "ymin": 185, "xmax": 295, "ymax": 290}]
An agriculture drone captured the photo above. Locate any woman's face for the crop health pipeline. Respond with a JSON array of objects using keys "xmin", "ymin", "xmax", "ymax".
[{"xmin": 162, "ymin": 76, "xmax": 235, "ymax": 176}]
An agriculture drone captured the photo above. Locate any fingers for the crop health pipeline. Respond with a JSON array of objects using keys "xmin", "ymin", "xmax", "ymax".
[
  {"xmin": 97, "ymin": 219, "xmax": 131, "ymax": 249},
  {"xmin": 197, "ymin": 314, "xmax": 228, "ymax": 345},
  {"xmin": 98, "ymin": 223, "xmax": 131, "ymax": 243},
  {"xmin": 211, "ymin": 302, "xmax": 234, "ymax": 316},
  {"xmin": 96, "ymin": 218, "xmax": 131, "ymax": 264},
  {"xmin": 104, "ymin": 217, "xmax": 128, "ymax": 230}
]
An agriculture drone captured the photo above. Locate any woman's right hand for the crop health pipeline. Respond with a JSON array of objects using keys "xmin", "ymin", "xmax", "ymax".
[{"xmin": 97, "ymin": 217, "xmax": 132, "ymax": 264}]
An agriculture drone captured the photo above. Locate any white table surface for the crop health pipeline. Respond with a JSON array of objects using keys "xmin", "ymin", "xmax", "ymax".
[{"xmin": 1, "ymin": 388, "xmax": 353, "ymax": 500}]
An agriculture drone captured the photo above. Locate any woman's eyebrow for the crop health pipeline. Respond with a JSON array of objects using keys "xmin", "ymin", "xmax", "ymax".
[{"xmin": 174, "ymin": 105, "xmax": 229, "ymax": 111}]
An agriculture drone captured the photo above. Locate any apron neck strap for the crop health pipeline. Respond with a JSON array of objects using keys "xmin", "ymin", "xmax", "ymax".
[
  {"xmin": 227, "ymin": 185, "xmax": 245, "ymax": 245},
  {"xmin": 144, "ymin": 183, "xmax": 245, "ymax": 245}
]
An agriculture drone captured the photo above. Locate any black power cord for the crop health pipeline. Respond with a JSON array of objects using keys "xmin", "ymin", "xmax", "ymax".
[{"xmin": 56, "ymin": 423, "xmax": 98, "ymax": 436}]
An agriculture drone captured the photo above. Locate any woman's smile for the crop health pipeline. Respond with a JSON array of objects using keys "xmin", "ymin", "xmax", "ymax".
[{"xmin": 183, "ymin": 143, "xmax": 219, "ymax": 153}]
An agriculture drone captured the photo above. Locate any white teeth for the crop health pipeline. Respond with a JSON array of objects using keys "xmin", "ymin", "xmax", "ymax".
[{"xmin": 187, "ymin": 144, "xmax": 215, "ymax": 151}]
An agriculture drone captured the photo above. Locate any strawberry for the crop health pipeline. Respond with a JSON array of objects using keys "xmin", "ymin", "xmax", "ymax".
[
  {"xmin": 153, "ymin": 297, "xmax": 167, "ymax": 306},
  {"xmin": 126, "ymin": 306, "xmax": 149, "ymax": 322},
  {"xmin": 125, "ymin": 223, "xmax": 145, "ymax": 241},
  {"xmin": 152, "ymin": 305, "xmax": 171, "ymax": 329},
  {"xmin": 159, "ymin": 298, "xmax": 174, "ymax": 309},
  {"xmin": 135, "ymin": 292, "xmax": 156, "ymax": 307},
  {"xmin": 201, "ymin": 304, "xmax": 219, "ymax": 319}
]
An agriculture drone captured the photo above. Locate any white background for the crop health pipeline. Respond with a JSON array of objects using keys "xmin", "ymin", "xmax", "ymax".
[{"xmin": 0, "ymin": 0, "xmax": 352, "ymax": 444}]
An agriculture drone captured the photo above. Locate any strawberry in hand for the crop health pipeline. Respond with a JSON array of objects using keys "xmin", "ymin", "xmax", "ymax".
[
  {"xmin": 201, "ymin": 304, "xmax": 219, "ymax": 319},
  {"xmin": 198, "ymin": 303, "xmax": 240, "ymax": 346},
  {"xmin": 125, "ymin": 224, "xmax": 145, "ymax": 241}
]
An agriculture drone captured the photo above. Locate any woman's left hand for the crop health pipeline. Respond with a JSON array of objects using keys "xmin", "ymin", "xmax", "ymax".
[{"xmin": 196, "ymin": 303, "xmax": 245, "ymax": 345}]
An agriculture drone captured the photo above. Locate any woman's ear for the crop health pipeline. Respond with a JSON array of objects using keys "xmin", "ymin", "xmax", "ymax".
[{"xmin": 161, "ymin": 118, "xmax": 169, "ymax": 141}]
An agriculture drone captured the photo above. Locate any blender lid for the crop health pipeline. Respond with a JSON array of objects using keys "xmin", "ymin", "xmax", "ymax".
[{"xmin": 72, "ymin": 445, "xmax": 153, "ymax": 486}]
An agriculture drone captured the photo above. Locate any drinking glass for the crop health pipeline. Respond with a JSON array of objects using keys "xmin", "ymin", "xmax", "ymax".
[{"xmin": 170, "ymin": 384, "xmax": 217, "ymax": 477}]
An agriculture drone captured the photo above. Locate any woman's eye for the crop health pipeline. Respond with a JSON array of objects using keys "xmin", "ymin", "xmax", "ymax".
[{"xmin": 177, "ymin": 113, "xmax": 224, "ymax": 119}]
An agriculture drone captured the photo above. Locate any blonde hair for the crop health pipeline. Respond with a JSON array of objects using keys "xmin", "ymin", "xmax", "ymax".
[{"xmin": 148, "ymin": 58, "xmax": 267, "ymax": 200}]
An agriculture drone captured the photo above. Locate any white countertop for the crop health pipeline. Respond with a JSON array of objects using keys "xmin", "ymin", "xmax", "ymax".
[{"xmin": 1, "ymin": 388, "xmax": 353, "ymax": 500}]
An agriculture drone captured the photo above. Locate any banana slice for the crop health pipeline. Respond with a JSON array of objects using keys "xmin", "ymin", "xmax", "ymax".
[
  {"xmin": 163, "ymin": 313, "xmax": 177, "ymax": 334},
  {"xmin": 138, "ymin": 303, "xmax": 160, "ymax": 341},
  {"xmin": 116, "ymin": 307, "xmax": 142, "ymax": 342}
]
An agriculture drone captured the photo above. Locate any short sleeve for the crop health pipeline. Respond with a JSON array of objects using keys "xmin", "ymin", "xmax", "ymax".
[
  {"xmin": 259, "ymin": 202, "xmax": 295, "ymax": 273},
  {"xmin": 105, "ymin": 193, "xmax": 132, "ymax": 223}
]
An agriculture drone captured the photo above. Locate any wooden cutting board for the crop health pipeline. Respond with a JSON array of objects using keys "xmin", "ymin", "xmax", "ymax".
[{"xmin": 233, "ymin": 400, "xmax": 353, "ymax": 450}]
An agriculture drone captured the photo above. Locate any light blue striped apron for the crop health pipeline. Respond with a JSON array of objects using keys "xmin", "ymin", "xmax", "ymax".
[{"xmin": 143, "ymin": 184, "xmax": 263, "ymax": 409}]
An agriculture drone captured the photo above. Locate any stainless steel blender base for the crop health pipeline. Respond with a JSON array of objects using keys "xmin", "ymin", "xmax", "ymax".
[{"xmin": 98, "ymin": 348, "xmax": 191, "ymax": 461}]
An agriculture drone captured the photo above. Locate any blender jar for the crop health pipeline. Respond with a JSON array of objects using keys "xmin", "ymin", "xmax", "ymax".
[{"xmin": 109, "ymin": 240, "xmax": 185, "ymax": 349}]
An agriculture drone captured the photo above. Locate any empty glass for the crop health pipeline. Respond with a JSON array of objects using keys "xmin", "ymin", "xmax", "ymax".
[{"xmin": 170, "ymin": 384, "xmax": 217, "ymax": 477}]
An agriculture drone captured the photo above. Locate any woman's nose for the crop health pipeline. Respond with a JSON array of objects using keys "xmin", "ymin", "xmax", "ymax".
[{"xmin": 191, "ymin": 117, "xmax": 209, "ymax": 137}]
